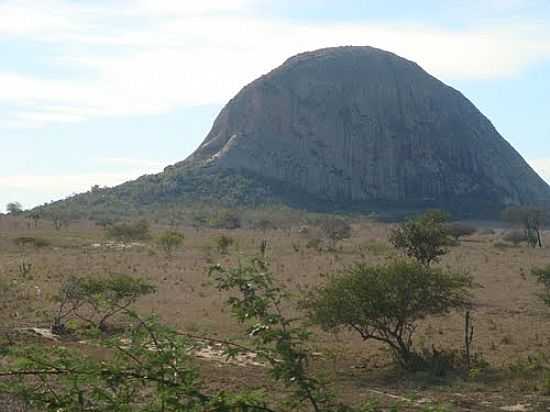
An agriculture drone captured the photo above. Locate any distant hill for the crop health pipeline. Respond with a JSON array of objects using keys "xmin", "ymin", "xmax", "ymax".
[{"xmin": 37, "ymin": 46, "xmax": 550, "ymax": 220}]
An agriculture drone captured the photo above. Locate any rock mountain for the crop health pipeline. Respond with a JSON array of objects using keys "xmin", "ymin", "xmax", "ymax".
[
  {"xmin": 42, "ymin": 46, "xmax": 550, "ymax": 217},
  {"xmin": 178, "ymin": 46, "xmax": 549, "ymax": 213}
]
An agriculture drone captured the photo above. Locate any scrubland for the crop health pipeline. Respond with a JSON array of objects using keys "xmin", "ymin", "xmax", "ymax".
[{"xmin": 1, "ymin": 214, "xmax": 550, "ymax": 411}]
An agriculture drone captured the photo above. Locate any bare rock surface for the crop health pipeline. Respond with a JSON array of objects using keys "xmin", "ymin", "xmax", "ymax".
[{"xmin": 180, "ymin": 46, "xmax": 550, "ymax": 211}]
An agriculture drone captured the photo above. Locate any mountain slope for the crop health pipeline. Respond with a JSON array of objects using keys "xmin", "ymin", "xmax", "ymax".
[{"xmin": 38, "ymin": 46, "xmax": 550, "ymax": 218}]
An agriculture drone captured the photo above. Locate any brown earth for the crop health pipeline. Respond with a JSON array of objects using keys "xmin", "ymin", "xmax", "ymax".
[{"xmin": 1, "ymin": 214, "xmax": 550, "ymax": 411}]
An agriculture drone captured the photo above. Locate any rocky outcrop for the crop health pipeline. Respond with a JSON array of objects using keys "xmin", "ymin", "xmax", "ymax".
[{"xmin": 180, "ymin": 46, "xmax": 550, "ymax": 211}]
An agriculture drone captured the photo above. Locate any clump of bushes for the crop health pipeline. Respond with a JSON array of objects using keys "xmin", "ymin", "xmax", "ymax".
[
  {"xmin": 444, "ymin": 223, "xmax": 477, "ymax": 241},
  {"xmin": 210, "ymin": 210, "xmax": 241, "ymax": 230},
  {"xmin": 13, "ymin": 237, "xmax": 50, "ymax": 248},
  {"xmin": 157, "ymin": 230, "xmax": 184, "ymax": 256},
  {"xmin": 216, "ymin": 235, "xmax": 234, "ymax": 255},
  {"xmin": 502, "ymin": 207, "xmax": 548, "ymax": 248},
  {"xmin": 105, "ymin": 219, "xmax": 151, "ymax": 243}
]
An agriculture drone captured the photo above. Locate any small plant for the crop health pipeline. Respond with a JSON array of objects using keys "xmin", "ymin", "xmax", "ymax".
[
  {"xmin": 190, "ymin": 211, "xmax": 209, "ymax": 231},
  {"xmin": 216, "ymin": 235, "xmax": 234, "ymax": 255},
  {"xmin": 464, "ymin": 311, "xmax": 473, "ymax": 370},
  {"xmin": 50, "ymin": 213, "xmax": 69, "ymax": 231},
  {"xmin": 305, "ymin": 238, "xmax": 322, "ymax": 251},
  {"xmin": 389, "ymin": 210, "xmax": 451, "ymax": 266},
  {"xmin": 259, "ymin": 239, "xmax": 269, "ymax": 258},
  {"xmin": 532, "ymin": 265, "xmax": 550, "ymax": 306},
  {"xmin": 157, "ymin": 230, "xmax": 185, "ymax": 256},
  {"xmin": 18, "ymin": 261, "xmax": 32, "ymax": 278}
]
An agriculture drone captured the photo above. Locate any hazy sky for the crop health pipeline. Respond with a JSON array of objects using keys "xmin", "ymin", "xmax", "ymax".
[{"xmin": 1, "ymin": 0, "xmax": 549, "ymax": 210}]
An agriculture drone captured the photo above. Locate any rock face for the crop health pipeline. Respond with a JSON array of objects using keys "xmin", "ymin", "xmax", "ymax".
[{"xmin": 180, "ymin": 46, "xmax": 549, "ymax": 211}]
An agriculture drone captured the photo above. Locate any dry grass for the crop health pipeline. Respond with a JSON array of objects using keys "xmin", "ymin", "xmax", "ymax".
[{"xmin": 1, "ymin": 214, "xmax": 550, "ymax": 411}]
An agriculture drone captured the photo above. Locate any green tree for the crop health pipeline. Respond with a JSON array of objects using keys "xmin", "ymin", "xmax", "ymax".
[
  {"xmin": 157, "ymin": 230, "xmax": 185, "ymax": 256},
  {"xmin": 306, "ymin": 260, "xmax": 472, "ymax": 369},
  {"xmin": 6, "ymin": 202, "xmax": 22, "ymax": 215},
  {"xmin": 389, "ymin": 210, "xmax": 450, "ymax": 266},
  {"xmin": 52, "ymin": 274, "xmax": 156, "ymax": 333}
]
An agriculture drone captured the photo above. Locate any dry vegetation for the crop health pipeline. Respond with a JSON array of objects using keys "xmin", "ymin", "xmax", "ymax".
[{"xmin": 1, "ymin": 213, "xmax": 550, "ymax": 411}]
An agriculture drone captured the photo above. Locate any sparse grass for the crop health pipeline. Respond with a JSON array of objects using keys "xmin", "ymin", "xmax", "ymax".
[{"xmin": 1, "ymin": 214, "xmax": 550, "ymax": 410}]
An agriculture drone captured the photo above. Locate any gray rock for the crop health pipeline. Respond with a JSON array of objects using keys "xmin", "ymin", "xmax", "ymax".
[{"xmin": 180, "ymin": 46, "xmax": 550, "ymax": 211}]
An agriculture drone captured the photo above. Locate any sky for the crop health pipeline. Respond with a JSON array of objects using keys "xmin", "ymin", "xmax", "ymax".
[{"xmin": 1, "ymin": 0, "xmax": 549, "ymax": 210}]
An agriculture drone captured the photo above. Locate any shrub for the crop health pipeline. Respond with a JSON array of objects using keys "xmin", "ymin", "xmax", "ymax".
[
  {"xmin": 444, "ymin": 223, "xmax": 477, "ymax": 241},
  {"xmin": 305, "ymin": 238, "xmax": 322, "ymax": 251},
  {"xmin": 216, "ymin": 235, "xmax": 234, "ymax": 255},
  {"xmin": 210, "ymin": 210, "xmax": 241, "ymax": 230},
  {"xmin": 94, "ymin": 217, "xmax": 115, "ymax": 228},
  {"xmin": 190, "ymin": 211, "xmax": 209, "ymax": 231},
  {"xmin": 306, "ymin": 260, "xmax": 472, "ymax": 369},
  {"xmin": 12, "ymin": 237, "xmax": 50, "ymax": 248},
  {"xmin": 53, "ymin": 274, "xmax": 156, "ymax": 333},
  {"xmin": 389, "ymin": 210, "xmax": 450, "ymax": 266},
  {"xmin": 502, "ymin": 207, "xmax": 549, "ymax": 248},
  {"xmin": 319, "ymin": 217, "xmax": 352, "ymax": 250},
  {"xmin": 255, "ymin": 218, "xmax": 275, "ymax": 232},
  {"xmin": 210, "ymin": 259, "xmax": 339, "ymax": 410},
  {"xmin": 157, "ymin": 230, "xmax": 184, "ymax": 256},
  {"xmin": 105, "ymin": 219, "xmax": 151, "ymax": 243},
  {"xmin": 532, "ymin": 265, "xmax": 550, "ymax": 306},
  {"xmin": 1, "ymin": 316, "xmax": 271, "ymax": 411},
  {"xmin": 502, "ymin": 230, "xmax": 527, "ymax": 246}
]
